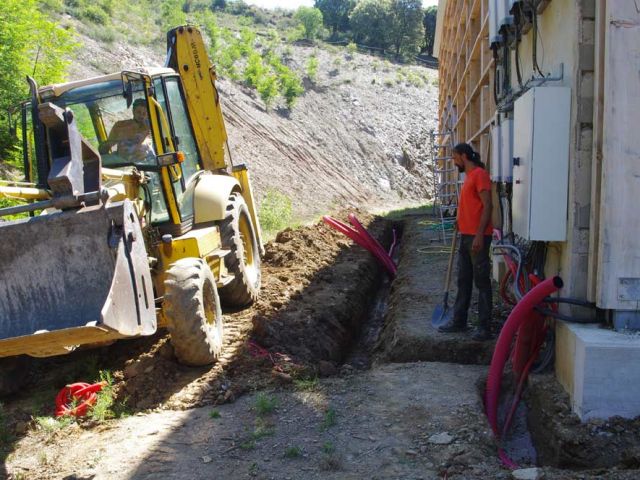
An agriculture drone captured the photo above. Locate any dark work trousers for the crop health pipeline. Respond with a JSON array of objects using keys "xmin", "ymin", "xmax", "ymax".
[{"xmin": 452, "ymin": 234, "xmax": 492, "ymax": 328}]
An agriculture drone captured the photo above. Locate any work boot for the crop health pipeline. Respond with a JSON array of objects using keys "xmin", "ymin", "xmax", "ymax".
[
  {"xmin": 471, "ymin": 326, "xmax": 491, "ymax": 341},
  {"xmin": 438, "ymin": 321, "xmax": 468, "ymax": 333}
]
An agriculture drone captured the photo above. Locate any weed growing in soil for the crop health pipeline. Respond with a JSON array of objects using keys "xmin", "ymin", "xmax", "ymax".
[
  {"xmin": 294, "ymin": 377, "xmax": 319, "ymax": 391},
  {"xmin": 322, "ymin": 441, "xmax": 335, "ymax": 454},
  {"xmin": 306, "ymin": 56, "xmax": 319, "ymax": 81},
  {"xmin": 209, "ymin": 409, "xmax": 221, "ymax": 419},
  {"xmin": 319, "ymin": 453, "xmax": 343, "ymax": 471},
  {"xmin": 254, "ymin": 393, "xmax": 278, "ymax": 416},
  {"xmin": 321, "ymin": 407, "xmax": 337, "ymax": 430},
  {"xmin": 252, "ymin": 418, "xmax": 275, "ymax": 439},
  {"xmin": 35, "ymin": 415, "xmax": 74, "ymax": 434},
  {"xmin": 240, "ymin": 439, "xmax": 256, "ymax": 450},
  {"xmin": 284, "ymin": 445, "xmax": 302, "ymax": 458}
]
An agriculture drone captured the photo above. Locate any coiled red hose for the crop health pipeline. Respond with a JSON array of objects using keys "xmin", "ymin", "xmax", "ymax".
[{"xmin": 55, "ymin": 382, "xmax": 106, "ymax": 417}]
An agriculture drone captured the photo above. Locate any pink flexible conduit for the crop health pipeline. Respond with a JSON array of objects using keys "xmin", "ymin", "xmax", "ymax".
[{"xmin": 485, "ymin": 276, "xmax": 563, "ymax": 467}]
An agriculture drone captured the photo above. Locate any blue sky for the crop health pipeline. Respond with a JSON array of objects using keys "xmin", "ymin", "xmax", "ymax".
[{"xmin": 244, "ymin": 0, "xmax": 438, "ymax": 10}]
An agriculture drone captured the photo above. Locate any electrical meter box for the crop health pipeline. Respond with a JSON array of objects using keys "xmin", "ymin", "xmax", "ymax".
[{"xmin": 512, "ymin": 87, "xmax": 571, "ymax": 241}]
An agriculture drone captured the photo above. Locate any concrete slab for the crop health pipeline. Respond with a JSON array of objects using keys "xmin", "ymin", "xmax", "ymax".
[
  {"xmin": 556, "ymin": 321, "xmax": 640, "ymax": 419},
  {"xmin": 376, "ymin": 216, "xmax": 496, "ymax": 365}
]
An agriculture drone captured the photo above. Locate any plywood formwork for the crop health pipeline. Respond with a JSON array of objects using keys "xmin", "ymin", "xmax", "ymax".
[{"xmin": 438, "ymin": 0, "xmax": 494, "ymax": 153}]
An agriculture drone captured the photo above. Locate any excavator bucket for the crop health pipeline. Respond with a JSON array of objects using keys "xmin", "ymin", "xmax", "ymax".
[{"xmin": 0, "ymin": 200, "xmax": 156, "ymax": 358}]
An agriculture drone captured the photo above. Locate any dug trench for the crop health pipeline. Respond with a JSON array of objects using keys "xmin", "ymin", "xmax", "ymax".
[{"xmin": 5, "ymin": 213, "xmax": 640, "ymax": 479}]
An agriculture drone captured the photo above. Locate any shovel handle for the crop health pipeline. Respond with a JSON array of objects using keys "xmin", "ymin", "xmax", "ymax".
[{"xmin": 443, "ymin": 228, "xmax": 458, "ymax": 292}]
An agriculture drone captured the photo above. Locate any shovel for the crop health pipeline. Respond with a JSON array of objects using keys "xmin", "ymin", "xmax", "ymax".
[{"xmin": 431, "ymin": 228, "xmax": 458, "ymax": 327}]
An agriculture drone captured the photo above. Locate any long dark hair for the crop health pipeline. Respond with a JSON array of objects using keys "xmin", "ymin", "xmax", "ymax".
[{"xmin": 453, "ymin": 143, "xmax": 484, "ymax": 168}]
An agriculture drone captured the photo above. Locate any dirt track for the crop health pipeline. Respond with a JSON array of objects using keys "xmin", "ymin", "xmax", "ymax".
[{"xmin": 5, "ymin": 214, "xmax": 640, "ymax": 479}]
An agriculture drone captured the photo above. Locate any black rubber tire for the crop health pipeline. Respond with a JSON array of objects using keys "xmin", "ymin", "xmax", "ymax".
[
  {"xmin": 164, "ymin": 258, "xmax": 224, "ymax": 366},
  {"xmin": 219, "ymin": 193, "xmax": 261, "ymax": 307}
]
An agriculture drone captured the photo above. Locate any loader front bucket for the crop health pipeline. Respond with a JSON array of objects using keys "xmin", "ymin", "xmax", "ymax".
[{"xmin": 0, "ymin": 200, "xmax": 156, "ymax": 358}]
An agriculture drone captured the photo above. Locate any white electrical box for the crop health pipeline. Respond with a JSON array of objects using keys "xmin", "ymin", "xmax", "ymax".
[
  {"xmin": 490, "ymin": 113, "xmax": 514, "ymax": 182},
  {"xmin": 512, "ymin": 87, "xmax": 571, "ymax": 241}
]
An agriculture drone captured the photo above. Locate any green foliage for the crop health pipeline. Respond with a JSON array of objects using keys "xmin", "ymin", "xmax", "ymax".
[
  {"xmin": 258, "ymin": 189, "xmax": 293, "ymax": 233},
  {"xmin": 254, "ymin": 392, "xmax": 277, "ymax": 416},
  {"xmin": 286, "ymin": 24, "xmax": 306, "ymax": 43},
  {"xmin": 279, "ymin": 68, "xmax": 304, "ymax": 109},
  {"xmin": 314, "ymin": 0, "xmax": 356, "ymax": 38},
  {"xmin": 321, "ymin": 407, "xmax": 337, "ymax": 430},
  {"xmin": 89, "ymin": 370, "xmax": 125, "ymax": 422},
  {"xmin": 349, "ymin": 0, "xmax": 391, "ymax": 48},
  {"xmin": 284, "ymin": 445, "xmax": 302, "ymax": 458},
  {"xmin": 239, "ymin": 27, "xmax": 256, "ymax": 56},
  {"xmin": 423, "ymin": 5, "xmax": 437, "ymax": 56},
  {"xmin": 35, "ymin": 415, "xmax": 74, "ymax": 433},
  {"xmin": 257, "ymin": 73, "xmax": 279, "ymax": 110},
  {"xmin": 160, "ymin": 0, "xmax": 187, "ymax": 31},
  {"xmin": 322, "ymin": 441, "xmax": 335, "ymax": 454},
  {"xmin": 244, "ymin": 52, "xmax": 265, "ymax": 87},
  {"xmin": 209, "ymin": 409, "xmax": 221, "ymax": 419},
  {"xmin": 0, "ymin": 0, "xmax": 77, "ymax": 160},
  {"xmin": 294, "ymin": 6, "xmax": 323, "ymax": 40},
  {"xmin": 294, "ymin": 376, "xmax": 319, "ymax": 391},
  {"xmin": 252, "ymin": 417, "xmax": 275, "ymax": 439},
  {"xmin": 388, "ymin": 0, "xmax": 424, "ymax": 57},
  {"xmin": 346, "ymin": 41, "xmax": 357, "ymax": 55},
  {"xmin": 306, "ymin": 56, "xmax": 319, "ymax": 81}
]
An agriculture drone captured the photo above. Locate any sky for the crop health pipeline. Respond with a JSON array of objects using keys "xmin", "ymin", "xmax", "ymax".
[{"xmin": 244, "ymin": 0, "xmax": 438, "ymax": 10}]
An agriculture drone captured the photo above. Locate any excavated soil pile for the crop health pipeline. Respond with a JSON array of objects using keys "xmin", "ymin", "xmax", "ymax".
[{"xmin": 526, "ymin": 374, "xmax": 640, "ymax": 471}]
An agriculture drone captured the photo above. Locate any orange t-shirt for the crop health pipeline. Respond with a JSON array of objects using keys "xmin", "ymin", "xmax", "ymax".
[{"xmin": 457, "ymin": 166, "xmax": 493, "ymax": 236}]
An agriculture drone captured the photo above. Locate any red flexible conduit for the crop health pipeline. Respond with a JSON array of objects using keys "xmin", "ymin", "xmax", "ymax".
[
  {"xmin": 485, "ymin": 276, "xmax": 563, "ymax": 438},
  {"xmin": 322, "ymin": 215, "xmax": 397, "ymax": 277}
]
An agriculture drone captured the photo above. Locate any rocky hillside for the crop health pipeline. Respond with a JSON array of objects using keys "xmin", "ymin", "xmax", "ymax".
[{"xmin": 67, "ymin": 22, "xmax": 439, "ymax": 222}]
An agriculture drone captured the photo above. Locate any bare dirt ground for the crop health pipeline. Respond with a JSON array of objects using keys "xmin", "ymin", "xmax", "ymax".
[{"xmin": 5, "ymin": 215, "xmax": 640, "ymax": 479}]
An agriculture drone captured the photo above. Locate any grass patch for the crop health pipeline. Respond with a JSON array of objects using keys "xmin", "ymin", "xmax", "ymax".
[
  {"xmin": 320, "ymin": 407, "xmax": 337, "ymax": 430},
  {"xmin": 293, "ymin": 377, "xmax": 319, "ymax": 391},
  {"xmin": 383, "ymin": 204, "xmax": 433, "ymax": 220},
  {"xmin": 209, "ymin": 409, "xmax": 221, "ymax": 419},
  {"xmin": 284, "ymin": 445, "xmax": 302, "ymax": 458},
  {"xmin": 258, "ymin": 189, "xmax": 294, "ymax": 238},
  {"xmin": 322, "ymin": 441, "xmax": 335, "ymax": 454},
  {"xmin": 35, "ymin": 415, "xmax": 75, "ymax": 434},
  {"xmin": 240, "ymin": 439, "xmax": 256, "ymax": 450},
  {"xmin": 252, "ymin": 417, "xmax": 275, "ymax": 439},
  {"xmin": 254, "ymin": 393, "xmax": 277, "ymax": 416}
]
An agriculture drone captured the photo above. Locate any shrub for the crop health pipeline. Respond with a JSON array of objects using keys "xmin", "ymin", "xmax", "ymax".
[
  {"xmin": 306, "ymin": 56, "xmax": 319, "ymax": 81},
  {"xmin": 293, "ymin": 6, "xmax": 323, "ymax": 40},
  {"xmin": 279, "ymin": 69, "xmax": 304, "ymax": 109},
  {"xmin": 259, "ymin": 189, "xmax": 293, "ymax": 233},
  {"xmin": 257, "ymin": 73, "xmax": 278, "ymax": 109}
]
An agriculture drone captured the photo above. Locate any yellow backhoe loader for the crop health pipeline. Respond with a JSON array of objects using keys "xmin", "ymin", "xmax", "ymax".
[{"xmin": 0, "ymin": 26, "xmax": 263, "ymax": 372}]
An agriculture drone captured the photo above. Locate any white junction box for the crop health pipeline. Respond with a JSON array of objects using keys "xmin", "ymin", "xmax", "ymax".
[{"xmin": 512, "ymin": 87, "xmax": 571, "ymax": 241}]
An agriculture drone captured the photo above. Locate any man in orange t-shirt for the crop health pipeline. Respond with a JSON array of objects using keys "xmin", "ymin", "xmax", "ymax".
[{"xmin": 438, "ymin": 143, "xmax": 493, "ymax": 341}]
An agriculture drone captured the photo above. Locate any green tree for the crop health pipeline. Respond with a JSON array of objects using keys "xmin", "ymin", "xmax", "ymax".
[
  {"xmin": 0, "ymin": 0, "xmax": 77, "ymax": 161},
  {"xmin": 160, "ymin": 0, "xmax": 187, "ymax": 31},
  {"xmin": 293, "ymin": 6, "xmax": 323, "ymax": 40},
  {"xmin": 349, "ymin": 0, "xmax": 391, "ymax": 49},
  {"xmin": 388, "ymin": 0, "xmax": 424, "ymax": 57},
  {"xmin": 314, "ymin": 0, "xmax": 355, "ymax": 39},
  {"xmin": 423, "ymin": 5, "xmax": 437, "ymax": 56}
]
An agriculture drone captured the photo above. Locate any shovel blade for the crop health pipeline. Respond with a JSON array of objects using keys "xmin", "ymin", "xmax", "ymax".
[{"xmin": 431, "ymin": 302, "xmax": 453, "ymax": 328}]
